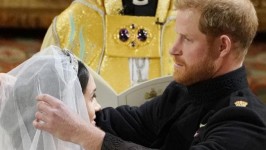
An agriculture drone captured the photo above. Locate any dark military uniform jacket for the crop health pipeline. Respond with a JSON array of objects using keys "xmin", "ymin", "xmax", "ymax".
[{"xmin": 96, "ymin": 66, "xmax": 266, "ymax": 150}]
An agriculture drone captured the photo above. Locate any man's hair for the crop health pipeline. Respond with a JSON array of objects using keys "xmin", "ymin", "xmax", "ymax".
[{"xmin": 175, "ymin": 0, "xmax": 258, "ymax": 51}]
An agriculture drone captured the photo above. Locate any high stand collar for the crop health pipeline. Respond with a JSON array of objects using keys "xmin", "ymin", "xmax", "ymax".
[{"xmin": 186, "ymin": 66, "xmax": 249, "ymax": 103}]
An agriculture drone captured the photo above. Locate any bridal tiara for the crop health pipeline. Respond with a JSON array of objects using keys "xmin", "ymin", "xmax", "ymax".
[{"xmin": 62, "ymin": 49, "xmax": 79, "ymax": 73}]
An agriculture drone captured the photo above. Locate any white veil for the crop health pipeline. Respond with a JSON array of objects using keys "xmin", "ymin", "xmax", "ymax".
[{"xmin": 0, "ymin": 45, "xmax": 90, "ymax": 150}]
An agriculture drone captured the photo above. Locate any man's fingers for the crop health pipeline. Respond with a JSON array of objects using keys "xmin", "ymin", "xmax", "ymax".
[
  {"xmin": 33, "ymin": 119, "xmax": 41, "ymax": 129},
  {"xmin": 33, "ymin": 119, "xmax": 50, "ymax": 132},
  {"xmin": 37, "ymin": 100, "xmax": 51, "ymax": 113},
  {"xmin": 36, "ymin": 94, "xmax": 62, "ymax": 107},
  {"xmin": 35, "ymin": 111, "xmax": 48, "ymax": 123}
]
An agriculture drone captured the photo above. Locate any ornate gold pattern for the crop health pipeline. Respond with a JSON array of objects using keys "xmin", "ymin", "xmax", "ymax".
[
  {"xmin": 106, "ymin": 15, "xmax": 160, "ymax": 58},
  {"xmin": 114, "ymin": 23, "xmax": 153, "ymax": 49},
  {"xmin": 55, "ymin": 0, "xmax": 176, "ymax": 93}
]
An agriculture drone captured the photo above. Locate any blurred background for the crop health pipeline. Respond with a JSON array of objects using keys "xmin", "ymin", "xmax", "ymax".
[{"xmin": 0, "ymin": 0, "xmax": 265, "ymax": 103}]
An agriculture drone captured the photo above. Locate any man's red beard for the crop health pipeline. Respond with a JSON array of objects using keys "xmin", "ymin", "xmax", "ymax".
[{"xmin": 172, "ymin": 54, "xmax": 215, "ymax": 86}]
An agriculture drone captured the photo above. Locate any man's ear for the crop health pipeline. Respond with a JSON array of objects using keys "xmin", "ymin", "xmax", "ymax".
[{"xmin": 218, "ymin": 35, "xmax": 231, "ymax": 57}]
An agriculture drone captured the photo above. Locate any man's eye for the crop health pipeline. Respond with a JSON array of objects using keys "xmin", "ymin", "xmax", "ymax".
[
  {"xmin": 184, "ymin": 36, "xmax": 191, "ymax": 41},
  {"xmin": 93, "ymin": 93, "xmax": 97, "ymax": 98}
]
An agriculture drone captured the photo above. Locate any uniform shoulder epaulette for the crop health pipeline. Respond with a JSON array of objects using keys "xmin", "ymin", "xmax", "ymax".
[
  {"xmin": 234, "ymin": 100, "xmax": 248, "ymax": 107},
  {"xmin": 230, "ymin": 91, "xmax": 249, "ymax": 107}
]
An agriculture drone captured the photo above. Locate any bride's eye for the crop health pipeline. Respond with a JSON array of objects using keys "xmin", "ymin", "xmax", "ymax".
[{"xmin": 91, "ymin": 93, "xmax": 97, "ymax": 100}]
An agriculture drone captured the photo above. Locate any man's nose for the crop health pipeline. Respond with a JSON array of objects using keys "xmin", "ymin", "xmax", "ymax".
[{"xmin": 169, "ymin": 38, "xmax": 182, "ymax": 55}]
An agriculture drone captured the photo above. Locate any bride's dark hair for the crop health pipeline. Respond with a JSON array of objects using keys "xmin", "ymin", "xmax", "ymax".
[{"xmin": 77, "ymin": 60, "xmax": 89, "ymax": 94}]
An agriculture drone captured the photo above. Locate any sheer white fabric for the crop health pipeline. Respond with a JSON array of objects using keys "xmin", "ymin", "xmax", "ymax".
[
  {"xmin": 0, "ymin": 45, "xmax": 90, "ymax": 150},
  {"xmin": 0, "ymin": 73, "xmax": 16, "ymax": 112}
]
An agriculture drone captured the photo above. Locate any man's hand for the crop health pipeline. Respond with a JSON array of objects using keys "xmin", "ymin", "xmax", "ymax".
[{"xmin": 33, "ymin": 94, "xmax": 105, "ymax": 150}]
